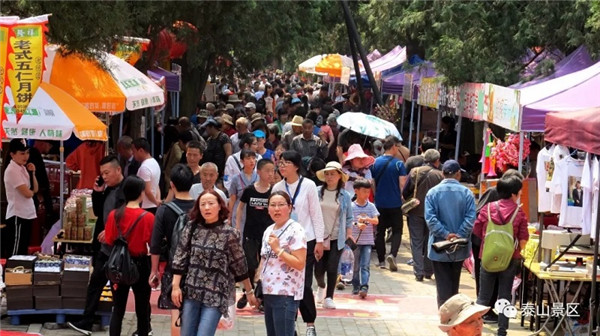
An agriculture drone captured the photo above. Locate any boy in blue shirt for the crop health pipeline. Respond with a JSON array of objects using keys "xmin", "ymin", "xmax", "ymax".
[{"xmin": 351, "ymin": 178, "xmax": 380, "ymax": 299}]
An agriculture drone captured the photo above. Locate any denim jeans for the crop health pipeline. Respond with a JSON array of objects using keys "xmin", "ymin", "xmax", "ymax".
[
  {"xmin": 477, "ymin": 259, "xmax": 520, "ymax": 336},
  {"xmin": 407, "ymin": 215, "xmax": 433, "ymax": 277},
  {"xmin": 352, "ymin": 245, "xmax": 372, "ymax": 289},
  {"xmin": 180, "ymin": 299, "xmax": 222, "ymax": 336},
  {"xmin": 264, "ymin": 295, "xmax": 300, "ymax": 336}
]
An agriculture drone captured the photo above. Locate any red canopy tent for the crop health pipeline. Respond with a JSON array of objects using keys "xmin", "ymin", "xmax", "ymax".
[{"xmin": 544, "ymin": 107, "xmax": 600, "ymax": 155}]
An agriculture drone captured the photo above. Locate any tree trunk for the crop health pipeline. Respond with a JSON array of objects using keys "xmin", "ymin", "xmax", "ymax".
[{"xmin": 180, "ymin": 53, "xmax": 215, "ymax": 115}]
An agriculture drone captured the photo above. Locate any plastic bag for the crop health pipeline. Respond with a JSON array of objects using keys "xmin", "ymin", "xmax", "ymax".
[
  {"xmin": 217, "ymin": 304, "xmax": 235, "ymax": 330},
  {"xmin": 340, "ymin": 246, "xmax": 354, "ymax": 283}
]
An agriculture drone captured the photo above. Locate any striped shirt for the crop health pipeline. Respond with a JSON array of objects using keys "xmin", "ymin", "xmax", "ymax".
[{"xmin": 351, "ymin": 201, "xmax": 380, "ymax": 245}]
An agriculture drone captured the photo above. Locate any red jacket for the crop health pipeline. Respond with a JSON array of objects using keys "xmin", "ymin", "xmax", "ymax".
[
  {"xmin": 105, "ymin": 207, "xmax": 154, "ymax": 257},
  {"xmin": 473, "ymin": 199, "xmax": 529, "ymax": 259}
]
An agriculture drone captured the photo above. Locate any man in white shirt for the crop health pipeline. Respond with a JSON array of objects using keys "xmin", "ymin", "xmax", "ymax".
[
  {"xmin": 132, "ymin": 138, "xmax": 162, "ymax": 214},
  {"xmin": 190, "ymin": 162, "xmax": 228, "ymax": 203},
  {"xmin": 4, "ymin": 139, "xmax": 38, "ymax": 257},
  {"xmin": 223, "ymin": 133, "xmax": 262, "ymax": 190}
]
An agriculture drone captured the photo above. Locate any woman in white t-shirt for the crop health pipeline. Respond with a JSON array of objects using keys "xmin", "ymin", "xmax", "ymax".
[
  {"xmin": 259, "ymin": 191, "xmax": 307, "ymax": 336},
  {"xmin": 4, "ymin": 139, "xmax": 38, "ymax": 256}
]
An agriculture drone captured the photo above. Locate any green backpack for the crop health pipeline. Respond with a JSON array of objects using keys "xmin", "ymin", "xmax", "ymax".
[{"xmin": 481, "ymin": 202, "xmax": 519, "ymax": 273}]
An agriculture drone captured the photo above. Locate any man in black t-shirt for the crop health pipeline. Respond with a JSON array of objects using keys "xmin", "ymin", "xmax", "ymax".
[
  {"xmin": 201, "ymin": 119, "xmax": 232, "ymax": 181},
  {"xmin": 149, "ymin": 164, "xmax": 196, "ymax": 328},
  {"xmin": 235, "ymin": 159, "xmax": 275, "ymax": 309}
]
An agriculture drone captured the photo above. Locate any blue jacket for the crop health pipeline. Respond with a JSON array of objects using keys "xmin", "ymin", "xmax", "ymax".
[
  {"xmin": 317, "ymin": 186, "xmax": 354, "ymax": 250},
  {"xmin": 424, "ymin": 179, "xmax": 476, "ymax": 262}
]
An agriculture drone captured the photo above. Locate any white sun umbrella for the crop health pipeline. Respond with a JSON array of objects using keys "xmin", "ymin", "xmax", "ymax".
[
  {"xmin": 336, "ymin": 112, "xmax": 401, "ymax": 140},
  {"xmin": 298, "ymin": 54, "xmax": 328, "ymax": 75}
]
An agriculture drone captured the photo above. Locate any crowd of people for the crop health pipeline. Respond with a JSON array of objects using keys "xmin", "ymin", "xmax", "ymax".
[{"xmin": 1, "ymin": 71, "xmax": 529, "ymax": 336}]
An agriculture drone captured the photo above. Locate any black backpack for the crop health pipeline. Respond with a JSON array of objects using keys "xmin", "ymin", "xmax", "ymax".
[
  {"xmin": 164, "ymin": 202, "xmax": 189, "ymax": 261},
  {"xmin": 105, "ymin": 211, "xmax": 147, "ymax": 285}
]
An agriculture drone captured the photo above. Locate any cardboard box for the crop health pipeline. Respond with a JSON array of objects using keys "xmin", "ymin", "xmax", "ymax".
[
  {"xmin": 5, "ymin": 268, "xmax": 33, "ymax": 286},
  {"xmin": 62, "ymin": 297, "xmax": 86, "ymax": 310},
  {"xmin": 61, "ymin": 281, "xmax": 88, "ymax": 297},
  {"xmin": 34, "ymin": 272, "xmax": 61, "ymax": 285},
  {"xmin": 6, "ymin": 285, "xmax": 34, "ymax": 311},
  {"xmin": 6, "ymin": 255, "xmax": 37, "ymax": 269},
  {"xmin": 34, "ymin": 285, "xmax": 60, "ymax": 297},
  {"xmin": 62, "ymin": 270, "xmax": 91, "ymax": 282},
  {"xmin": 35, "ymin": 296, "xmax": 62, "ymax": 310}
]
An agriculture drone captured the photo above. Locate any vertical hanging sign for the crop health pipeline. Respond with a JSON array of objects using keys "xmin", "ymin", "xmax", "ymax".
[
  {"xmin": 0, "ymin": 16, "xmax": 19, "ymax": 143},
  {"xmin": 6, "ymin": 15, "xmax": 48, "ymax": 121}
]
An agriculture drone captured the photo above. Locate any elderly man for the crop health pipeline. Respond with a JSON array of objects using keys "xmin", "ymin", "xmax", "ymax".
[
  {"xmin": 403, "ymin": 149, "xmax": 444, "ymax": 282},
  {"xmin": 116, "ymin": 136, "xmax": 140, "ymax": 178},
  {"xmin": 281, "ymin": 115, "xmax": 304, "ymax": 149},
  {"xmin": 425, "ymin": 160, "xmax": 476, "ymax": 307},
  {"xmin": 245, "ymin": 102, "xmax": 257, "ymax": 116},
  {"xmin": 290, "ymin": 119, "xmax": 328, "ymax": 160},
  {"xmin": 439, "ymin": 294, "xmax": 489, "ymax": 336},
  {"xmin": 190, "ymin": 162, "xmax": 228, "ymax": 203},
  {"xmin": 230, "ymin": 117, "xmax": 250, "ymax": 153},
  {"xmin": 206, "ymin": 102, "xmax": 216, "ymax": 117}
]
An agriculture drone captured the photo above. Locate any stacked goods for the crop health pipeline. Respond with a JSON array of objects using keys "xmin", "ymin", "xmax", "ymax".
[
  {"xmin": 98, "ymin": 285, "xmax": 113, "ymax": 312},
  {"xmin": 62, "ymin": 191, "xmax": 95, "ymax": 241},
  {"xmin": 62, "ymin": 255, "xmax": 92, "ymax": 309},
  {"xmin": 5, "ymin": 255, "xmax": 37, "ymax": 310},
  {"xmin": 33, "ymin": 256, "xmax": 62, "ymax": 310}
]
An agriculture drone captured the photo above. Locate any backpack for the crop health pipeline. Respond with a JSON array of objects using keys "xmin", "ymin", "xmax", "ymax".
[
  {"xmin": 105, "ymin": 211, "xmax": 147, "ymax": 285},
  {"xmin": 164, "ymin": 202, "xmax": 189, "ymax": 262},
  {"xmin": 481, "ymin": 202, "xmax": 519, "ymax": 273}
]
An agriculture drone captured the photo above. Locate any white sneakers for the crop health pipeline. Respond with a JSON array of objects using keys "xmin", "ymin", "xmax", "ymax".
[
  {"xmin": 316, "ymin": 286, "xmax": 326, "ymax": 304},
  {"xmin": 323, "ymin": 298, "xmax": 336, "ymax": 309}
]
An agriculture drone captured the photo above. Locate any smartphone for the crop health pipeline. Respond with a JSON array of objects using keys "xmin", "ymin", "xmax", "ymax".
[{"xmin": 97, "ymin": 176, "xmax": 104, "ymax": 186}]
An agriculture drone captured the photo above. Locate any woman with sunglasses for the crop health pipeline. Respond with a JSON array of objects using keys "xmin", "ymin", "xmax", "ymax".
[
  {"xmin": 171, "ymin": 190, "xmax": 257, "ymax": 336},
  {"xmin": 259, "ymin": 191, "xmax": 307, "ymax": 336}
]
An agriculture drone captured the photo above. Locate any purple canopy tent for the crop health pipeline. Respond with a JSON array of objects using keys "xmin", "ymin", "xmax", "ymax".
[
  {"xmin": 520, "ymin": 60, "xmax": 600, "ymax": 131},
  {"xmin": 359, "ymin": 46, "xmax": 406, "ymax": 74},
  {"xmin": 147, "ymin": 66, "xmax": 182, "ymax": 154},
  {"xmin": 381, "ymin": 62, "xmax": 437, "ymax": 95},
  {"xmin": 367, "ymin": 49, "xmax": 382, "ymax": 62},
  {"xmin": 511, "ymin": 46, "xmax": 593, "ymax": 89}
]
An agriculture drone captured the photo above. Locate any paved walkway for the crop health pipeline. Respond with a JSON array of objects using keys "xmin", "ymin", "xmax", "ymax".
[{"xmin": 2, "ymin": 226, "xmax": 537, "ymax": 335}]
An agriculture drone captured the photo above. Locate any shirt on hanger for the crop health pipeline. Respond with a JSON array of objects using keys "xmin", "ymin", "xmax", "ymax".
[
  {"xmin": 536, "ymin": 145, "xmax": 554, "ymax": 212},
  {"xmin": 557, "ymin": 157, "xmax": 585, "ymax": 228},
  {"xmin": 549, "ymin": 145, "xmax": 570, "ymax": 214}
]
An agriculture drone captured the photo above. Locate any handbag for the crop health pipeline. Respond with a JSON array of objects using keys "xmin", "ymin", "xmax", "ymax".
[
  {"xmin": 432, "ymin": 238, "xmax": 469, "ymax": 253},
  {"xmin": 401, "ymin": 168, "xmax": 421, "ymax": 214}
]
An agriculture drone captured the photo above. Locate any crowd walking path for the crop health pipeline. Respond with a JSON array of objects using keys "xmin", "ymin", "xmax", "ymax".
[{"xmin": 2, "ymin": 226, "xmax": 534, "ymax": 335}]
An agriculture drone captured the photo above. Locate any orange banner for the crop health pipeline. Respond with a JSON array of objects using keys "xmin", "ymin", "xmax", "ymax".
[{"xmin": 7, "ymin": 17, "xmax": 48, "ymax": 120}]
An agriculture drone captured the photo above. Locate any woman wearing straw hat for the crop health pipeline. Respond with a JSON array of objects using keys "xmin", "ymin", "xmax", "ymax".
[
  {"xmin": 314, "ymin": 162, "xmax": 354, "ymax": 309},
  {"xmin": 438, "ymin": 294, "xmax": 489, "ymax": 336}
]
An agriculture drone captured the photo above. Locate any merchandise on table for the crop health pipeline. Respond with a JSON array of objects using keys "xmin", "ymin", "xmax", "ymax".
[{"xmin": 62, "ymin": 190, "xmax": 95, "ymax": 241}]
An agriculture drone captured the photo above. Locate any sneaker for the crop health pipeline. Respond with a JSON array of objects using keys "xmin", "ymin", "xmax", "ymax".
[
  {"xmin": 323, "ymin": 297, "xmax": 336, "ymax": 309},
  {"xmin": 359, "ymin": 286, "xmax": 368, "ymax": 299},
  {"xmin": 425, "ymin": 274, "xmax": 433, "ymax": 280},
  {"xmin": 236, "ymin": 293, "xmax": 248, "ymax": 309},
  {"xmin": 386, "ymin": 255, "xmax": 398, "ymax": 272},
  {"xmin": 352, "ymin": 287, "xmax": 359, "ymax": 295},
  {"xmin": 415, "ymin": 275, "xmax": 424, "ymax": 282},
  {"xmin": 407, "ymin": 258, "xmax": 414, "ymax": 265},
  {"xmin": 132, "ymin": 329, "xmax": 153, "ymax": 336},
  {"xmin": 306, "ymin": 326, "xmax": 317, "ymax": 336},
  {"xmin": 336, "ymin": 281, "xmax": 345, "ymax": 290},
  {"xmin": 316, "ymin": 286, "xmax": 326, "ymax": 304},
  {"xmin": 67, "ymin": 321, "xmax": 92, "ymax": 336},
  {"xmin": 483, "ymin": 312, "xmax": 498, "ymax": 324},
  {"xmin": 377, "ymin": 261, "xmax": 386, "ymax": 269}
]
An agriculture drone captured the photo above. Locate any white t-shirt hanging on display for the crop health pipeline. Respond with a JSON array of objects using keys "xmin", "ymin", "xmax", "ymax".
[
  {"xmin": 549, "ymin": 145, "xmax": 570, "ymax": 214},
  {"xmin": 591, "ymin": 157, "xmax": 600, "ymax": 237},
  {"xmin": 581, "ymin": 154, "xmax": 593, "ymax": 234},
  {"xmin": 557, "ymin": 157, "xmax": 585, "ymax": 228},
  {"xmin": 536, "ymin": 145, "xmax": 554, "ymax": 212}
]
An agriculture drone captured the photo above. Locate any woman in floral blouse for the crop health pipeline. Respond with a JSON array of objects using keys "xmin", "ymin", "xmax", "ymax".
[
  {"xmin": 259, "ymin": 191, "xmax": 307, "ymax": 336},
  {"xmin": 171, "ymin": 190, "xmax": 257, "ymax": 336}
]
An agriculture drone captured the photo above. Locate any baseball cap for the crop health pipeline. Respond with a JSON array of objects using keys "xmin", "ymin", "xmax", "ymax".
[
  {"xmin": 9, "ymin": 138, "xmax": 29, "ymax": 153},
  {"xmin": 245, "ymin": 102, "xmax": 256, "ymax": 109},
  {"xmin": 202, "ymin": 118, "xmax": 221, "ymax": 128},
  {"xmin": 442, "ymin": 160, "xmax": 461, "ymax": 175},
  {"xmin": 253, "ymin": 130, "xmax": 266, "ymax": 139},
  {"xmin": 291, "ymin": 97, "xmax": 301, "ymax": 105}
]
